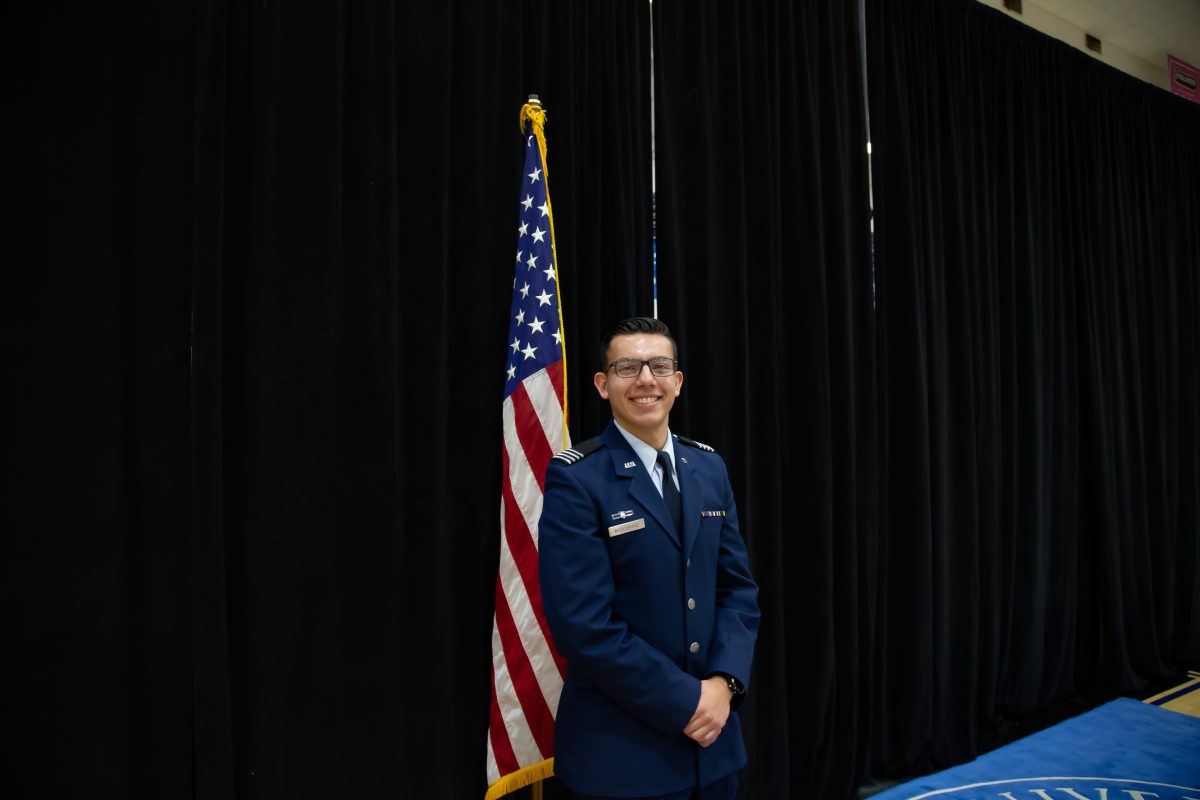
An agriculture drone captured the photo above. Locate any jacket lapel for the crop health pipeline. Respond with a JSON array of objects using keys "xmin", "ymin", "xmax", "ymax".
[{"xmin": 602, "ymin": 423, "xmax": 681, "ymax": 550}]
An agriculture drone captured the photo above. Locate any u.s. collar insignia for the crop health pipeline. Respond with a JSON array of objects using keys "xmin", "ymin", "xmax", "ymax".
[
  {"xmin": 623, "ymin": 460, "xmax": 637, "ymax": 469},
  {"xmin": 611, "ymin": 509, "xmax": 635, "ymax": 520}
]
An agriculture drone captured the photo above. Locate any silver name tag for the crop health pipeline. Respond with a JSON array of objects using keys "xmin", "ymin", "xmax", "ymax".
[{"xmin": 608, "ymin": 518, "xmax": 646, "ymax": 537}]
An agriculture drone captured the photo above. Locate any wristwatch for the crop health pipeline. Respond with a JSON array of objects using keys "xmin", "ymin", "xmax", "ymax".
[{"xmin": 717, "ymin": 673, "xmax": 745, "ymax": 697}]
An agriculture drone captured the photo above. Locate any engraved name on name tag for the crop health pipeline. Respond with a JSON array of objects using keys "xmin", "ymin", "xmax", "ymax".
[{"xmin": 608, "ymin": 518, "xmax": 646, "ymax": 537}]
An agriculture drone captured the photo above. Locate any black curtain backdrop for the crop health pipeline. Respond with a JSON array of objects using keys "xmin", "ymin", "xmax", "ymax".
[
  {"xmin": 867, "ymin": 0, "xmax": 1200, "ymax": 779},
  {"xmin": 7, "ymin": 0, "xmax": 1200, "ymax": 798},
  {"xmin": 9, "ymin": 1, "xmax": 650, "ymax": 797},
  {"xmin": 6, "ymin": 4, "xmax": 199, "ymax": 797},
  {"xmin": 653, "ymin": 1, "xmax": 877, "ymax": 798}
]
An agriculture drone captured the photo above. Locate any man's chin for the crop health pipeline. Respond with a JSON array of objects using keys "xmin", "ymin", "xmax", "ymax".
[{"xmin": 616, "ymin": 408, "xmax": 669, "ymax": 435}]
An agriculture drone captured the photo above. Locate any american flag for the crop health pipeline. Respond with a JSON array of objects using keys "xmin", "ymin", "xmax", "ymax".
[{"xmin": 485, "ymin": 100, "xmax": 569, "ymax": 799}]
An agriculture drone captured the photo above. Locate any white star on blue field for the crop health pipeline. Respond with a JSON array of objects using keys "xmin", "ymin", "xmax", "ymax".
[{"xmin": 504, "ymin": 133, "xmax": 562, "ymax": 398}]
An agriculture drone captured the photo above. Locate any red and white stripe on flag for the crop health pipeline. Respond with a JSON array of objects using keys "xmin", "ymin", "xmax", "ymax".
[{"xmin": 486, "ymin": 99, "xmax": 569, "ymax": 800}]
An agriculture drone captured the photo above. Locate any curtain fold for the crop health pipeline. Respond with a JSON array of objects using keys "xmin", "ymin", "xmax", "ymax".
[
  {"xmin": 6, "ymin": 3, "xmax": 200, "ymax": 797},
  {"xmin": 653, "ymin": 1, "xmax": 877, "ymax": 797},
  {"xmin": 867, "ymin": 0, "xmax": 1200, "ymax": 776}
]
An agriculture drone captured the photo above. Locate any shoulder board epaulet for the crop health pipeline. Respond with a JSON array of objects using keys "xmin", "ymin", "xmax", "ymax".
[
  {"xmin": 675, "ymin": 435, "xmax": 716, "ymax": 453},
  {"xmin": 552, "ymin": 437, "xmax": 604, "ymax": 466}
]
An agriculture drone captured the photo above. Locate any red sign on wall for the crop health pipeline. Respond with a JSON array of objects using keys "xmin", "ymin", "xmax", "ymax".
[{"xmin": 1168, "ymin": 55, "xmax": 1199, "ymax": 103}]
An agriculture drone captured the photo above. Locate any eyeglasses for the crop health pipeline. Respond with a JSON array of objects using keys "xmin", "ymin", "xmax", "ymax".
[{"xmin": 606, "ymin": 357, "xmax": 678, "ymax": 378}]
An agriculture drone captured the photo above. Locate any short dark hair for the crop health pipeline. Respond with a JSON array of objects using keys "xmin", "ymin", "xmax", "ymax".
[{"xmin": 599, "ymin": 317, "xmax": 679, "ymax": 368}]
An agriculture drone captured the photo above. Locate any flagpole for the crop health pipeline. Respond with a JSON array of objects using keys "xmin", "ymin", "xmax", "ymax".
[{"xmin": 649, "ymin": 0, "xmax": 658, "ymax": 319}]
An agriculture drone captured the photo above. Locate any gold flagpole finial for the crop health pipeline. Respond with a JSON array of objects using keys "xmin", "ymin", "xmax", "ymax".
[{"xmin": 519, "ymin": 95, "xmax": 547, "ymax": 135}]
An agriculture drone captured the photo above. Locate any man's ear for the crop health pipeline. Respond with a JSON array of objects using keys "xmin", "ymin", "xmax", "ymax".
[{"xmin": 593, "ymin": 371, "xmax": 609, "ymax": 400}]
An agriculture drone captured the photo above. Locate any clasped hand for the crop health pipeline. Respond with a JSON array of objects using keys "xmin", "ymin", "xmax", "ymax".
[{"xmin": 682, "ymin": 676, "xmax": 732, "ymax": 747}]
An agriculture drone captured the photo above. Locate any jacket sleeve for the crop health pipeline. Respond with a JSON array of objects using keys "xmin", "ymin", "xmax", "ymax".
[
  {"xmin": 538, "ymin": 460, "xmax": 701, "ymax": 736},
  {"xmin": 703, "ymin": 461, "xmax": 760, "ymax": 709}
]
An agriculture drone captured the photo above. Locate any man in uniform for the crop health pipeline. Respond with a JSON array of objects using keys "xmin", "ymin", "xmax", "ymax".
[{"xmin": 539, "ymin": 317, "xmax": 760, "ymax": 800}]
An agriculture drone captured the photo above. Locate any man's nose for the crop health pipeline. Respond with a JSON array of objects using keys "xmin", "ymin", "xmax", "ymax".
[{"xmin": 635, "ymin": 363, "xmax": 656, "ymax": 382}]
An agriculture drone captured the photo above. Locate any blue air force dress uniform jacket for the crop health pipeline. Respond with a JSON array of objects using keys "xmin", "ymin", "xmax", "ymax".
[{"xmin": 539, "ymin": 421, "xmax": 761, "ymax": 797}]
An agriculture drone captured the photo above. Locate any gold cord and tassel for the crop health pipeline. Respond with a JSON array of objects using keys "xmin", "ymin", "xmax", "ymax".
[
  {"xmin": 485, "ymin": 757, "xmax": 555, "ymax": 800},
  {"xmin": 518, "ymin": 97, "xmax": 569, "ymax": 443}
]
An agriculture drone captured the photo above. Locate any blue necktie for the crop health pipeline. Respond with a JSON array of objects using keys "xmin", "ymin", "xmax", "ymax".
[{"xmin": 656, "ymin": 450, "xmax": 683, "ymax": 534}]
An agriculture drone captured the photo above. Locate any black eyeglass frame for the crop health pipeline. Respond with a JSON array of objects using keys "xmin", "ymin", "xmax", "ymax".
[{"xmin": 605, "ymin": 357, "xmax": 679, "ymax": 378}]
